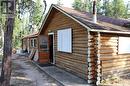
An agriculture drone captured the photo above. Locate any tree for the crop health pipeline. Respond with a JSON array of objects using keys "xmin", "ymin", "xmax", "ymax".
[
  {"xmin": 17, "ymin": 0, "xmax": 47, "ymax": 33},
  {"xmin": 72, "ymin": 0, "xmax": 127, "ymax": 18},
  {"xmin": 72, "ymin": 0, "xmax": 83, "ymax": 11},
  {"xmin": 13, "ymin": 16, "xmax": 23, "ymax": 48},
  {"xmin": 72, "ymin": 0, "xmax": 101, "ymax": 13},
  {"xmin": 0, "ymin": 0, "xmax": 16, "ymax": 86},
  {"xmin": 102, "ymin": 0, "xmax": 114, "ymax": 16},
  {"xmin": 12, "ymin": 0, "xmax": 47, "ymax": 48},
  {"xmin": 0, "ymin": 0, "xmax": 47, "ymax": 85},
  {"xmin": 112, "ymin": 0, "xmax": 126, "ymax": 18},
  {"xmin": 102, "ymin": 0, "xmax": 126, "ymax": 18},
  {"xmin": 125, "ymin": 1, "xmax": 130, "ymax": 18}
]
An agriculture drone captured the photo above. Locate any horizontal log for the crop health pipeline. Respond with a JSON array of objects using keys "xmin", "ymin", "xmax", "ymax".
[
  {"xmin": 100, "ymin": 53, "xmax": 117, "ymax": 56},
  {"xmin": 56, "ymin": 53, "xmax": 87, "ymax": 62},
  {"xmin": 73, "ymin": 37, "xmax": 88, "ymax": 41},
  {"xmin": 100, "ymin": 45, "xmax": 118, "ymax": 47},
  {"xmin": 73, "ymin": 40, "xmax": 88, "ymax": 44},
  {"xmin": 101, "ymin": 40, "xmax": 118, "ymax": 43},
  {"xmin": 102, "ymin": 58, "xmax": 130, "ymax": 64},
  {"xmin": 101, "ymin": 55, "xmax": 130, "ymax": 61},
  {"xmin": 100, "ymin": 42, "xmax": 118, "ymax": 46},
  {"xmin": 72, "ymin": 51, "xmax": 87, "ymax": 55},
  {"xmin": 56, "ymin": 62, "xmax": 88, "ymax": 79},
  {"xmin": 102, "ymin": 65, "xmax": 130, "ymax": 72},
  {"xmin": 73, "ymin": 47, "xmax": 94, "ymax": 51},
  {"xmin": 56, "ymin": 56, "xmax": 87, "ymax": 68},
  {"xmin": 56, "ymin": 61, "xmax": 87, "ymax": 74},
  {"xmin": 100, "ymin": 37, "xmax": 118, "ymax": 40},
  {"xmin": 102, "ymin": 61, "xmax": 130, "ymax": 68},
  {"xmin": 73, "ymin": 45, "xmax": 88, "ymax": 48},
  {"xmin": 73, "ymin": 35, "xmax": 88, "ymax": 38},
  {"xmin": 102, "ymin": 67, "xmax": 130, "ymax": 77},
  {"xmin": 100, "ymin": 51, "xmax": 117, "ymax": 54},
  {"xmin": 100, "ymin": 47, "xmax": 117, "ymax": 51},
  {"xmin": 73, "ymin": 44, "xmax": 88, "ymax": 47},
  {"xmin": 73, "ymin": 29, "xmax": 88, "ymax": 32}
]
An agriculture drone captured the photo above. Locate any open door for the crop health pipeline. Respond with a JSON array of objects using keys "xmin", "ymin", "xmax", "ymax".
[{"xmin": 49, "ymin": 34, "xmax": 54, "ymax": 64}]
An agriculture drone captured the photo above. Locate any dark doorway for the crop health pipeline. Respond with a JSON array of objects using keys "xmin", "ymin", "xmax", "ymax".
[{"xmin": 49, "ymin": 34, "xmax": 54, "ymax": 64}]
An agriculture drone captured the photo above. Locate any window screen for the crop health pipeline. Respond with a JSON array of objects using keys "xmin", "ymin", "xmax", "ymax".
[
  {"xmin": 118, "ymin": 37, "xmax": 130, "ymax": 54},
  {"xmin": 57, "ymin": 28, "xmax": 72, "ymax": 53}
]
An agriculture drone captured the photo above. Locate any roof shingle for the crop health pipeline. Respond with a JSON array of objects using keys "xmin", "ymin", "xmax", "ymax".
[{"xmin": 57, "ymin": 5, "xmax": 130, "ymax": 33}]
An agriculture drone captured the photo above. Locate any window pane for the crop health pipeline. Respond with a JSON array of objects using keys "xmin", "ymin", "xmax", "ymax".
[
  {"xmin": 34, "ymin": 39, "xmax": 37, "ymax": 47},
  {"xmin": 118, "ymin": 37, "xmax": 130, "ymax": 54},
  {"xmin": 57, "ymin": 28, "xmax": 72, "ymax": 53},
  {"xmin": 57, "ymin": 30, "xmax": 62, "ymax": 51}
]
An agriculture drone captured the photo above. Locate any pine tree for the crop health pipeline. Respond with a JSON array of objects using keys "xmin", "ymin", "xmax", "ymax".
[{"xmin": 112, "ymin": 0, "xmax": 126, "ymax": 18}]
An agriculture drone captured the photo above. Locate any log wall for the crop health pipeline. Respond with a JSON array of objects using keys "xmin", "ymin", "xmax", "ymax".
[
  {"xmin": 99, "ymin": 33, "xmax": 130, "ymax": 80},
  {"xmin": 43, "ymin": 10, "xmax": 88, "ymax": 80},
  {"xmin": 89, "ymin": 32, "xmax": 101, "ymax": 84}
]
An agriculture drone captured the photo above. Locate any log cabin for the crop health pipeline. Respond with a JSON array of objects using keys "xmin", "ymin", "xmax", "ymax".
[
  {"xmin": 22, "ymin": 4, "xmax": 130, "ymax": 85},
  {"xmin": 22, "ymin": 32, "xmax": 38, "ymax": 53},
  {"xmin": 22, "ymin": 32, "xmax": 50, "ymax": 63},
  {"xmin": 22, "ymin": 32, "xmax": 39, "ymax": 61}
]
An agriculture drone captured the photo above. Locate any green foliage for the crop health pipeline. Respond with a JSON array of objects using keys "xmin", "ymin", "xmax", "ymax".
[
  {"xmin": 32, "ymin": 0, "xmax": 43, "ymax": 26},
  {"xmin": 73, "ymin": 0, "xmax": 128, "ymax": 19},
  {"xmin": 12, "ymin": 0, "xmax": 46, "ymax": 48},
  {"xmin": 102, "ymin": 0, "xmax": 126, "ymax": 18},
  {"xmin": 102, "ymin": 0, "xmax": 114, "ymax": 17},
  {"xmin": 72, "ymin": 0, "xmax": 91, "ymax": 12},
  {"xmin": 13, "ymin": 13, "xmax": 22, "ymax": 48},
  {"xmin": 112, "ymin": 0, "xmax": 126, "ymax": 18},
  {"xmin": 72, "ymin": 0, "xmax": 83, "ymax": 11}
]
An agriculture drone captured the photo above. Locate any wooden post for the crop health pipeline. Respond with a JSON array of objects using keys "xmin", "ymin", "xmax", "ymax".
[{"xmin": 96, "ymin": 32, "xmax": 101, "ymax": 85}]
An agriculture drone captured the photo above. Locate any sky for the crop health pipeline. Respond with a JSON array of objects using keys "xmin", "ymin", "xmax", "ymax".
[
  {"xmin": 46, "ymin": 0, "xmax": 74, "ymax": 11},
  {"xmin": 46, "ymin": 0, "xmax": 74, "ymax": 7},
  {"xmin": 45, "ymin": 0, "xmax": 130, "ymax": 11}
]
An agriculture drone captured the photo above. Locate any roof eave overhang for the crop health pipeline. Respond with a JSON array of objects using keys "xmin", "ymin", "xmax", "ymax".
[
  {"xmin": 38, "ymin": 4, "xmax": 130, "ymax": 35},
  {"xmin": 22, "ymin": 35, "xmax": 38, "ymax": 39},
  {"xmin": 91, "ymin": 29, "xmax": 130, "ymax": 35},
  {"xmin": 38, "ymin": 4, "xmax": 92, "ymax": 35}
]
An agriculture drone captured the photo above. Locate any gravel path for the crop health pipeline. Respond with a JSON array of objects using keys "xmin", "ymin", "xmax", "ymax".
[{"xmin": 10, "ymin": 54, "xmax": 62, "ymax": 86}]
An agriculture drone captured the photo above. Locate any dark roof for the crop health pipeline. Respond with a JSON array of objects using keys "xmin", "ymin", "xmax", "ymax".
[
  {"xmin": 22, "ymin": 32, "xmax": 38, "ymax": 39},
  {"xmin": 53, "ymin": 5, "xmax": 130, "ymax": 34},
  {"xmin": 37, "ymin": 4, "xmax": 130, "ymax": 35}
]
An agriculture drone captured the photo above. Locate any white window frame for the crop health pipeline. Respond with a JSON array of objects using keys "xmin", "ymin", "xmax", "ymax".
[
  {"xmin": 118, "ymin": 37, "xmax": 130, "ymax": 54},
  {"xmin": 30, "ymin": 38, "xmax": 37, "ymax": 48},
  {"xmin": 57, "ymin": 28, "xmax": 72, "ymax": 53},
  {"xmin": 33, "ymin": 38, "xmax": 37, "ymax": 47}
]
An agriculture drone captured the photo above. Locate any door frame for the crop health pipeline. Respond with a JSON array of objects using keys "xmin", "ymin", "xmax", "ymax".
[{"xmin": 48, "ymin": 32, "xmax": 55, "ymax": 64}]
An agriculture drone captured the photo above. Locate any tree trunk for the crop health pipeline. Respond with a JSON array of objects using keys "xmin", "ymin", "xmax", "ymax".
[
  {"xmin": 0, "ymin": 17, "xmax": 15, "ymax": 86},
  {"xmin": 0, "ymin": 0, "xmax": 15, "ymax": 85}
]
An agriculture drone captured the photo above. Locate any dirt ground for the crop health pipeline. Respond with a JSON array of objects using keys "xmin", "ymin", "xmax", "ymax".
[
  {"xmin": 10, "ymin": 54, "xmax": 62, "ymax": 86},
  {"xmin": 100, "ymin": 73, "xmax": 130, "ymax": 86}
]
